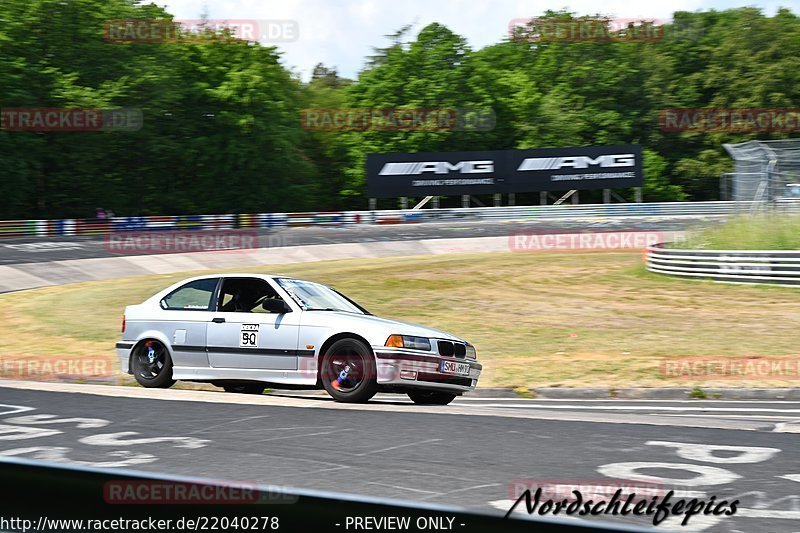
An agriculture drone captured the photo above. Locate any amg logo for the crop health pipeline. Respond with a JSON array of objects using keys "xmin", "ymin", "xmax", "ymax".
[
  {"xmin": 517, "ymin": 154, "xmax": 635, "ymax": 171},
  {"xmin": 379, "ymin": 160, "xmax": 494, "ymax": 175}
]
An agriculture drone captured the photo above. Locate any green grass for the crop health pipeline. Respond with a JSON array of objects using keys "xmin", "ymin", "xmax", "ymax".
[
  {"xmin": 673, "ymin": 214, "xmax": 800, "ymax": 250},
  {"xmin": 1, "ymin": 251, "xmax": 800, "ymax": 388}
]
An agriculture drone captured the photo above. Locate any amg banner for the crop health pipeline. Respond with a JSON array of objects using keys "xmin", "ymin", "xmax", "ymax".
[
  {"xmin": 366, "ymin": 145, "xmax": 643, "ymax": 197},
  {"xmin": 366, "ymin": 150, "xmax": 507, "ymax": 197}
]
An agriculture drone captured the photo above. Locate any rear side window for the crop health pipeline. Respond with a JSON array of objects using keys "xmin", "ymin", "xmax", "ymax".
[{"xmin": 161, "ymin": 278, "xmax": 218, "ymax": 311}]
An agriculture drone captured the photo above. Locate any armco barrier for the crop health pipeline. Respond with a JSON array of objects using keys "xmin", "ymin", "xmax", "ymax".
[
  {"xmin": 0, "ymin": 201, "xmax": 758, "ymax": 239},
  {"xmin": 646, "ymin": 243, "xmax": 800, "ymax": 286}
]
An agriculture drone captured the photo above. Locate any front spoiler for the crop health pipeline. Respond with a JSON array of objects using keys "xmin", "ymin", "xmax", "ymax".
[{"xmin": 374, "ymin": 348, "xmax": 481, "ymax": 393}]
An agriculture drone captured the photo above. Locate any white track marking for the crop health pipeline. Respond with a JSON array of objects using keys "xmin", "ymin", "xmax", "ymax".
[
  {"xmin": 0, "ymin": 404, "xmax": 36, "ymax": 416},
  {"xmin": 646, "ymin": 441, "xmax": 780, "ymax": 464},
  {"xmin": 0, "ymin": 424, "xmax": 61, "ymax": 440},
  {"xmin": 455, "ymin": 396, "xmax": 797, "ymax": 405},
  {"xmin": 597, "ymin": 462, "xmax": 740, "ymax": 487},
  {"xmin": 662, "ymin": 414, "xmax": 800, "ymax": 420},
  {"xmin": 80, "ymin": 432, "xmax": 210, "ymax": 449},
  {"xmin": 774, "ymin": 422, "xmax": 800, "ymax": 433},
  {"xmin": 737, "ymin": 509, "xmax": 800, "ymax": 519},
  {"xmin": 0, "ymin": 446, "xmax": 157, "ymax": 467},
  {"xmin": 353, "ymin": 438, "xmax": 442, "ymax": 457},
  {"xmin": 3, "ymin": 414, "xmax": 109, "ymax": 428},
  {"xmin": 518, "ymin": 484, "xmax": 707, "ymax": 498},
  {"xmin": 472, "ymin": 404, "xmax": 800, "ymax": 412}
]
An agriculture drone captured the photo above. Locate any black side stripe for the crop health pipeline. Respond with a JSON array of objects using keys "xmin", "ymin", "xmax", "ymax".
[{"xmin": 172, "ymin": 345, "xmax": 315, "ymax": 357}]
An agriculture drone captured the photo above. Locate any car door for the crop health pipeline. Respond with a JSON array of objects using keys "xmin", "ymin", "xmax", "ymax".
[
  {"xmin": 155, "ymin": 277, "xmax": 219, "ymax": 369},
  {"xmin": 206, "ymin": 277, "xmax": 301, "ymax": 370}
]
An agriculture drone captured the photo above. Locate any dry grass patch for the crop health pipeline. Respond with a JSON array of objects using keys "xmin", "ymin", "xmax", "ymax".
[{"xmin": 1, "ymin": 251, "xmax": 799, "ymax": 388}]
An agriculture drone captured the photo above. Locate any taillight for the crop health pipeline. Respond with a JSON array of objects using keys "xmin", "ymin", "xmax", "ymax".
[{"xmin": 121, "ymin": 315, "xmax": 126, "ymax": 333}]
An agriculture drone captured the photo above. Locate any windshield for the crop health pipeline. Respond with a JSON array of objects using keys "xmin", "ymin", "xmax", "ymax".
[{"xmin": 276, "ymin": 278, "xmax": 366, "ymax": 314}]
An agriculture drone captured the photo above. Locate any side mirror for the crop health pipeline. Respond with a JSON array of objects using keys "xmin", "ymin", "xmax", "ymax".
[{"xmin": 262, "ymin": 299, "xmax": 292, "ymax": 314}]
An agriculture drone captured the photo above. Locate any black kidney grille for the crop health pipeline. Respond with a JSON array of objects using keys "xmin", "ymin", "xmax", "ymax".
[
  {"xmin": 437, "ymin": 341, "xmax": 454, "ymax": 357},
  {"xmin": 438, "ymin": 341, "xmax": 466, "ymax": 359},
  {"xmin": 453, "ymin": 343, "xmax": 466, "ymax": 358}
]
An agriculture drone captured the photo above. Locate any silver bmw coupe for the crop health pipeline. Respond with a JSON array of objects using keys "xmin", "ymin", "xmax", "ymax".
[{"xmin": 116, "ymin": 274, "xmax": 481, "ymax": 404}]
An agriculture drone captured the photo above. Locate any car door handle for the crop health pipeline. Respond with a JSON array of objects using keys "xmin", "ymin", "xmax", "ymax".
[{"xmin": 212, "ymin": 318, "xmax": 226, "ymax": 323}]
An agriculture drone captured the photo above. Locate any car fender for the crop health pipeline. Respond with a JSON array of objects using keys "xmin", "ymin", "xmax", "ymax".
[{"xmin": 126, "ymin": 329, "xmax": 175, "ymax": 367}]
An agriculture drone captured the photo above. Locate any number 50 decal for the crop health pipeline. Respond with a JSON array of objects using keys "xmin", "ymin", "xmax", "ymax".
[{"xmin": 240, "ymin": 324, "xmax": 259, "ymax": 348}]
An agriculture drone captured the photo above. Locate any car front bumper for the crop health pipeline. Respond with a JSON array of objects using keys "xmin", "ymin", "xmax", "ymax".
[{"xmin": 373, "ymin": 348, "xmax": 482, "ymax": 394}]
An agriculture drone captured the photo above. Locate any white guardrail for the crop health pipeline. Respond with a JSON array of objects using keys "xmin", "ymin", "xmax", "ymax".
[
  {"xmin": 646, "ymin": 243, "xmax": 800, "ymax": 286},
  {"xmin": 0, "ymin": 201, "xmax": 758, "ymax": 239}
]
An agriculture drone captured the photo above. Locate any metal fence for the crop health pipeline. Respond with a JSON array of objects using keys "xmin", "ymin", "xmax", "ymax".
[
  {"xmin": 646, "ymin": 243, "xmax": 800, "ymax": 286},
  {"xmin": 723, "ymin": 139, "xmax": 800, "ymax": 206},
  {"xmin": 0, "ymin": 201, "xmax": 749, "ymax": 239}
]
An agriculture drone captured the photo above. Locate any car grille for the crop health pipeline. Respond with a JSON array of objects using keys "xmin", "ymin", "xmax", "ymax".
[{"xmin": 437, "ymin": 341, "xmax": 467, "ymax": 359}]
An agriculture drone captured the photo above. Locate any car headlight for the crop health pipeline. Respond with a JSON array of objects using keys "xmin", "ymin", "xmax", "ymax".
[
  {"xmin": 385, "ymin": 335, "xmax": 431, "ymax": 351},
  {"xmin": 466, "ymin": 344, "xmax": 477, "ymax": 359}
]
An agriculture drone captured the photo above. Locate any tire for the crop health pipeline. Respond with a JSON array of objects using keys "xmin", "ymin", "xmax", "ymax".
[
  {"xmin": 222, "ymin": 383, "xmax": 266, "ymax": 395},
  {"xmin": 407, "ymin": 390, "xmax": 457, "ymax": 405},
  {"xmin": 131, "ymin": 339, "xmax": 175, "ymax": 389},
  {"xmin": 320, "ymin": 338, "xmax": 378, "ymax": 403}
]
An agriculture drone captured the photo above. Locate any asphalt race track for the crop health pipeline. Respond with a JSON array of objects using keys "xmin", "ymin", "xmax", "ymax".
[
  {"xmin": 0, "ymin": 217, "xmax": 713, "ymax": 265},
  {"xmin": 0, "ymin": 382, "xmax": 797, "ymax": 533}
]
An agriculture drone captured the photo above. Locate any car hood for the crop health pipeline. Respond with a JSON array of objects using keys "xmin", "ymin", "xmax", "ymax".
[{"xmin": 302, "ymin": 311, "xmax": 464, "ymax": 342}]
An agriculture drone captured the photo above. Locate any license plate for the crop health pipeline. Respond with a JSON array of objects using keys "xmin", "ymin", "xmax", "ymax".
[{"xmin": 440, "ymin": 360, "xmax": 470, "ymax": 376}]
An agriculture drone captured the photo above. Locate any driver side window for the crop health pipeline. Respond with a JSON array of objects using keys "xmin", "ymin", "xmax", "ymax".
[{"xmin": 217, "ymin": 278, "xmax": 283, "ymax": 313}]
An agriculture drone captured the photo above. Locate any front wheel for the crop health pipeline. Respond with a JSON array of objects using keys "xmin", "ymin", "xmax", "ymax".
[
  {"xmin": 407, "ymin": 390, "xmax": 457, "ymax": 405},
  {"xmin": 320, "ymin": 338, "xmax": 378, "ymax": 403},
  {"xmin": 131, "ymin": 340, "xmax": 175, "ymax": 389}
]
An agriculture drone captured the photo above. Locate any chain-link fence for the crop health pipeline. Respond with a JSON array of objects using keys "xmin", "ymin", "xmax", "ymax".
[{"xmin": 723, "ymin": 140, "xmax": 800, "ymax": 209}]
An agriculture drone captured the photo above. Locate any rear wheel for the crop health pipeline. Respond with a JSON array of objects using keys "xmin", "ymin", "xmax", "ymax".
[
  {"xmin": 320, "ymin": 338, "xmax": 378, "ymax": 403},
  {"xmin": 131, "ymin": 340, "xmax": 175, "ymax": 389},
  {"xmin": 222, "ymin": 383, "xmax": 266, "ymax": 395},
  {"xmin": 407, "ymin": 390, "xmax": 457, "ymax": 405}
]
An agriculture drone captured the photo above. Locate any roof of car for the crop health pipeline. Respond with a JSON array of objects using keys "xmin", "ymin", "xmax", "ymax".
[
  {"xmin": 189, "ymin": 273, "xmax": 279, "ymax": 279},
  {"xmin": 181, "ymin": 273, "xmax": 317, "ymax": 283}
]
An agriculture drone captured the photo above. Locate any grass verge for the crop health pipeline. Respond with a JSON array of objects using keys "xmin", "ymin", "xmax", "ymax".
[
  {"xmin": 1, "ymin": 251, "xmax": 799, "ymax": 388},
  {"xmin": 673, "ymin": 214, "xmax": 800, "ymax": 250}
]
